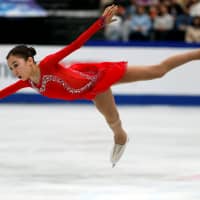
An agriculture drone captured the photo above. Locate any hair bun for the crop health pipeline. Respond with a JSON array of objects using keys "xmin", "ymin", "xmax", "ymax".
[
  {"xmin": 6, "ymin": 44, "xmax": 37, "ymax": 61},
  {"xmin": 28, "ymin": 47, "xmax": 37, "ymax": 57}
]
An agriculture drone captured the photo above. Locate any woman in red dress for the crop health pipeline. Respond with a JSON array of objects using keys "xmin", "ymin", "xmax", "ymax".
[{"xmin": 1, "ymin": 5, "xmax": 200, "ymax": 167}]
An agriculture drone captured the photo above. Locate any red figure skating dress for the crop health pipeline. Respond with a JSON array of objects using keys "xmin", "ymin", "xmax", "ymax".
[{"xmin": 0, "ymin": 17, "xmax": 127, "ymax": 101}]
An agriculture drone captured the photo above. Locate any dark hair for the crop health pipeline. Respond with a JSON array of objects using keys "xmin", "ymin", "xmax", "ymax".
[{"xmin": 6, "ymin": 45, "xmax": 37, "ymax": 62}]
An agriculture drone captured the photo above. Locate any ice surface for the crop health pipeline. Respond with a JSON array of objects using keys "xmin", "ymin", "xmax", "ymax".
[{"xmin": 0, "ymin": 104, "xmax": 200, "ymax": 200}]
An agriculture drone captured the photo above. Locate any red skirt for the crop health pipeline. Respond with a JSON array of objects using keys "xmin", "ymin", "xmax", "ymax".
[{"xmin": 68, "ymin": 61, "xmax": 127, "ymax": 100}]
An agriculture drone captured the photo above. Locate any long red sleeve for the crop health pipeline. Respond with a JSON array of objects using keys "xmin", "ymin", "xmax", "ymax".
[
  {"xmin": 42, "ymin": 17, "xmax": 104, "ymax": 65},
  {"xmin": 0, "ymin": 80, "xmax": 29, "ymax": 99},
  {"xmin": 1, "ymin": 17, "xmax": 105, "ymax": 101}
]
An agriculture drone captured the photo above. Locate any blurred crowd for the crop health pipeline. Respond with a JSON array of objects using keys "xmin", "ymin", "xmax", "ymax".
[{"xmin": 102, "ymin": 0, "xmax": 200, "ymax": 43}]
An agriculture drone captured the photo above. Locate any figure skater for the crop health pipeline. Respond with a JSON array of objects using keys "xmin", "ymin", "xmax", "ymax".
[{"xmin": 1, "ymin": 5, "xmax": 200, "ymax": 167}]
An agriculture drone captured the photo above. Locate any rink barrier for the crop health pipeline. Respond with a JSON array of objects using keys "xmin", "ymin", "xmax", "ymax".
[
  {"xmin": 86, "ymin": 40, "xmax": 200, "ymax": 48},
  {"xmin": 1, "ymin": 41, "xmax": 200, "ymax": 105},
  {"xmin": 1, "ymin": 93, "xmax": 200, "ymax": 106}
]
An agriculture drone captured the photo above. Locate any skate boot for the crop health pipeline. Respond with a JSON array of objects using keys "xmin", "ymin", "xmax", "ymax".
[{"xmin": 110, "ymin": 137, "xmax": 129, "ymax": 167}]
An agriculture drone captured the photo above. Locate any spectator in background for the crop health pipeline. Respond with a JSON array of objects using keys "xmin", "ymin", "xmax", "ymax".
[
  {"xmin": 120, "ymin": 0, "xmax": 137, "ymax": 41},
  {"xmin": 174, "ymin": 6, "xmax": 192, "ymax": 41},
  {"xmin": 136, "ymin": 0, "xmax": 159, "ymax": 6},
  {"xmin": 168, "ymin": 0, "xmax": 184, "ymax": 16},
  {"xmin": 148, "ymin": 4, "xmax": 159, "ymax": 40},
  {"xmin": 187, "ymin": 0, "xmax": 200, "ymax": 17},
  {"xmin": 126, "ymin": 0, "xmax": 137, "ymax": 16},
  {"xmin": 185, "ymin": 16, "xmax": 200, "ymax": 43},
  {"xmin": 104, "ymin": 5, "xmax": 127, "ymax": 41},
  {"xmin": 153, "ymin": 4, "xmax": 174, "ymax": 40},
  {"xmin": 161, "ymin": 0, "xmax": 171, "ymax": 8},
  {"xmin": 126, "ymin": 5, "xmax": 152, "ymax": 41},
  {"xmin": 149, "ymin": 5, "xmax": 159, "ymax": 21}
]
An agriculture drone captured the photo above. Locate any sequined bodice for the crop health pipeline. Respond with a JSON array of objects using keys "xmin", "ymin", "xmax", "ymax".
[{"xmin": 29, "ymin": 69, "xmax": 99, "ymax": 95}]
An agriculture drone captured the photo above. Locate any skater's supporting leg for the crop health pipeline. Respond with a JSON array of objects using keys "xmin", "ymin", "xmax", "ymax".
[{"xmin": 93, "ymin": 89, "xmax": 127, "ymax": 145}]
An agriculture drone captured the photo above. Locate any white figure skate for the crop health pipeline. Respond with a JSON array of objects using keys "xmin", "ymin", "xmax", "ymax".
[{"xmin": 110, "ymin": 137, "xmax": 129, "ymax": 167}]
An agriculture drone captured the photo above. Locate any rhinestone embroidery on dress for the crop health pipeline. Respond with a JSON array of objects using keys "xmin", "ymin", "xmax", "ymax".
[{"xmin": 29, "ymin": 70, "xmax": 99, "ymax": 94}]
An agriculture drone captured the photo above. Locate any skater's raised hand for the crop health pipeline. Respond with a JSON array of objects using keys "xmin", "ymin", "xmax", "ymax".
[{"xmin": 102, "ymin": 4, "xmax": 118, "ymax": 24}]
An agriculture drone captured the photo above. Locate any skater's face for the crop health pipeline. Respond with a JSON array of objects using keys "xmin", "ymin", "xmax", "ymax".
[{"xmin": 7, "ymin": 55, "xmax": 34, "ymax": 81}]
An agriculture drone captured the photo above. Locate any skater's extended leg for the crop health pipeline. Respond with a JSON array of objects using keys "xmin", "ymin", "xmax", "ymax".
[{"xmin": 119, "ymin": 49, "xmax": 200, "ymax": 83}]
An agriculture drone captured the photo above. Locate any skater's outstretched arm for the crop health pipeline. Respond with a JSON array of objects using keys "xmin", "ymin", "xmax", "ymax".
[
  {"xmin": 119, "ymin": 49, "xmax": 200, "ymax": 83},
  {"xmin": 0, "ymin": 80, "xmax": 29, "ymax": 99},
  {"xmin": 43, "ymin": 5, "xmax": 118, "ymax": 64}
]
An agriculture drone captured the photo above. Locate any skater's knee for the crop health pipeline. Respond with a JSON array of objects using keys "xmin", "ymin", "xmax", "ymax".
[
  {"xmin": 155, "ymin": 69, "xmax": 166, "ymax": 78},
  {"xmin": 152, "ymin": 64, "xmax": 167, "ymax": 79}
]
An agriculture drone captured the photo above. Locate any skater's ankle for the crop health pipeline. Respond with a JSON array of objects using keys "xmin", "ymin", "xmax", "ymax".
[{"xmin": 114, "ymin": 132, "xmax": 127, "ymax": 145}]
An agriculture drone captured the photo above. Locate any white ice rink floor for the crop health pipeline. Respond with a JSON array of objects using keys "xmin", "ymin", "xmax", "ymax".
[{"xmin": 0, "ymin": 104, "xmax": 200, "ymax": 200}]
